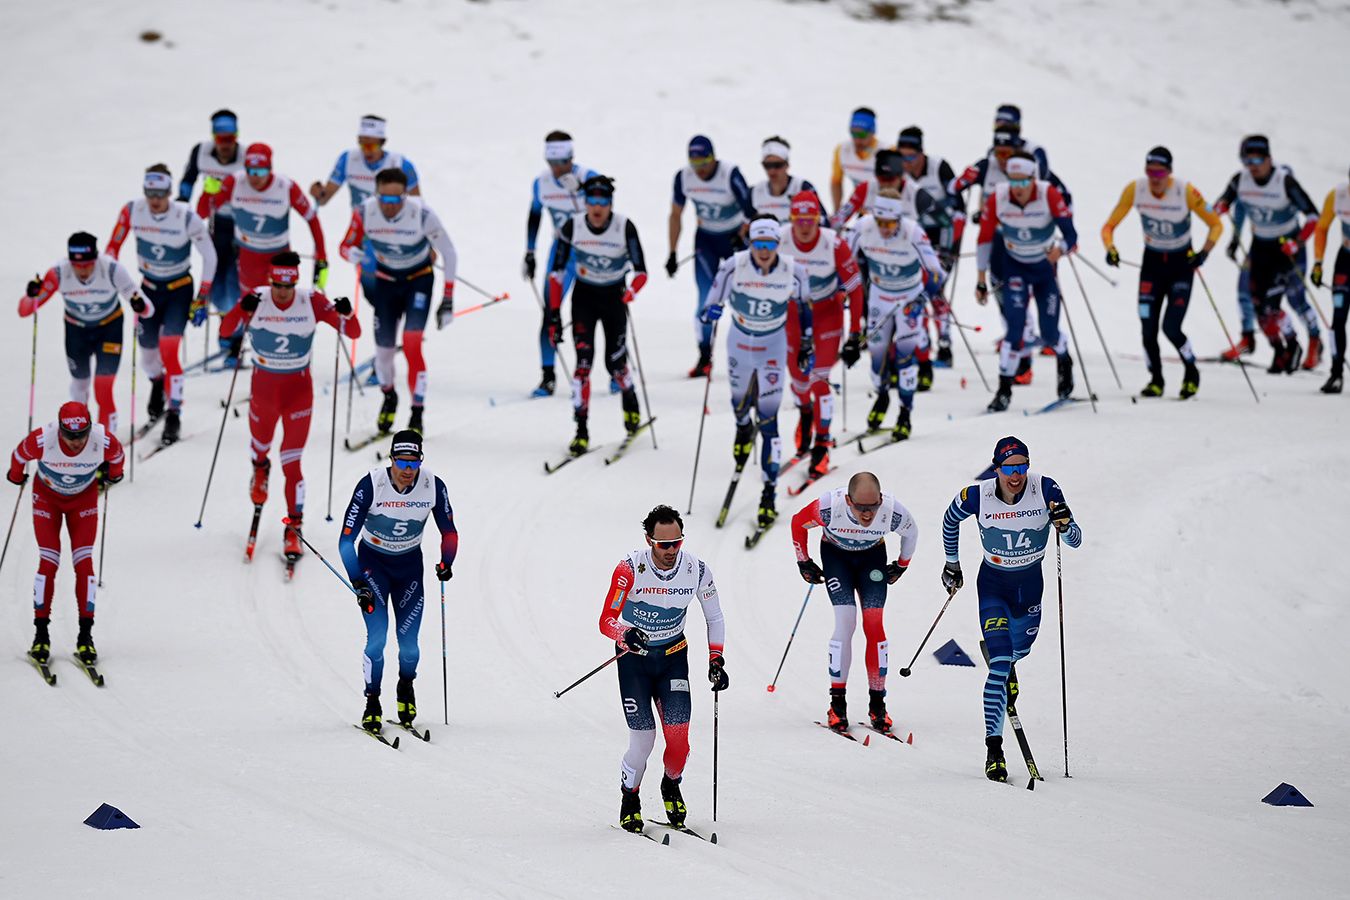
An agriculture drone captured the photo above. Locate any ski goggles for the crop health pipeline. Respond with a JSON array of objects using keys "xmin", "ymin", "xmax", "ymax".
[
  {"xmin": 246, "ymin": 166, "xmax": 271, "ymax": 178},
  {"xmin": 762, "ymin": 160, "xmax": 787, "ymax": 171},
  {"xmin": 378, "ymin": 193, "xmax": 405, "ymax": 205},
  {"xmin": 1242, "ymin": 155, "xmax": 1268, "ymax": 167},
  {"xmin": 688, "ymin": 154, "xmax": 715, "ymax": 168},
  {"xmin": 391, "ymin": 457, "xmax": 422, "ymax": 471},
  {"xmin": 648, "ymin": 536, "xmax": 684, "ymax": 551},
  {"xmin": 583, "ymin": 194, "xmax": 612, "ymax": 206},
  {"xmin": 750, "ymin": 239, "xmax": 779, "ymax": 251},
  {"xmin": 1008, "ymin": 177, "xmax": 1033, "ymax": 189},
  {"xmin": 849, "ymin": 128, "xmax": 874, "ymax": 140},
  {"xmin": 1145, "ymin": 166, "xmax": 1171, "ymax": 179},
  {"xmin": 358, "ymin": 137, "xmax": 383, "ymax": 149},
  {"xmin": 997, "ymin": 463, "xmax": 1030, "ymax": 476},
  {"xmin": 847, "ymin": 496, "xmax": 882, "ymax": 512}
]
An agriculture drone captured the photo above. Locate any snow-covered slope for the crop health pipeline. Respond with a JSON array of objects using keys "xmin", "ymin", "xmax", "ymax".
[{"xmin": 3, "ymin": 1, "xmax": 1349, "ymax": 897}]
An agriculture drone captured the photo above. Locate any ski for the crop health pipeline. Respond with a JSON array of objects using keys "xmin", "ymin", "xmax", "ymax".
[
  {"xmin": 244, "ymin": 504, "xmax": 263, "ymax": 562},
  {"xmin": 220, "ymin": 394, "xmax": 251, "ymax": 409},
  {"xmin": 389, "ymin": 721, "xmax": 431, "ymax": 742},
  {"xmin": 543, "ymin": 446, "xmax": 597, "ymax": 475},
  {"xmin": 344, "ymin": 432, "xmax": 388, "ymax": 453},
  {"xmin": 73, "ymin": 655, "xmax": 106, "ymax": 687},
  {"xmin": 839, "ymin": 429, "xmax": 881, "ymax": 451},
  {"xmin": 858, "ymin": 432, "xmax": 909, "ymax": 455},
  {"xmin": 139, "ymin": 434, "xmax": 194, "ymax": 462},
  {"xmin": 814, "ymin": 721, "xmax": 865, "ymax": 743},
  {"xmin": 786, "ymin": 468, "xmax": 837, "ymax": 498},
  {"xmin": 857, "ymin": 722, "xmax": 912, "ymax": 744},
  {"xmin": 611, "ymin": 825, "xmax": 669, "ymax": 845},
  {"xmin": 980, "ymin": 641, "xmax": 1042, "ymax": 787},
  {"xmin": 1032, "ymin": 395, "xmax": 1096, "ymax": 416},
  {"xmin": 744, "ymin": 518, "xmax": 776, "ymax": 550},
  {"xmin": 283, "ymin": 552, "xmax": 298, "ymax": 582},
  {"xmin": 182, "ymin": 348, "xmax": 228, "ymax": 374},
  {"xmin": 648, "ymin": 821, "xmax": 717, "ymax": 843},
  {"xmin": 127, "ymin": 415, "xmax": 163, "ymax": 444},
  {"xmin": 714, "ymin": 459, "xmax": 749, "ymax": 528},
  {"xmin": 778, "ymin": 452, "xmax": 809, "ymax": 477},
  {"xmin": 353, "ymin": 724, "xmax": 400, "ymax": 749},
  {"xmin": 603, "ymin": 418, "xmax": 657, "ymax": 466},
  {"xmin": 30, "ymin": 656, "xmax": 57, "ymax": 686}
]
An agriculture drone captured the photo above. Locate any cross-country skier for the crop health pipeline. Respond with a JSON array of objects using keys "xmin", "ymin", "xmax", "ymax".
[
  {"xmin": 339, "ymin": 429, "xmax": 457, "ymax": 734},
  {"xmin": 749, "ymin": 136, "xmax": 820, "ymax": 224},
  {"xmin": 829, "ymin": 107, "xmax": 880, "ymax": 212},
  {"xmin": 106, "ymin": 163, "xmax": 218, "ymax": 444},
  {"xmin": 667, "ymin": 135, "xmax": 755, "ymax": 378},
  {"xmin": 310, "ymin": 114, "xmax": 421, "ymax": 301},
  {"xmin": 1311, "ymin": 167, "xmax": 1350, "ymax": 394},
  {"xmin": 829, "ymin": 149, "xmax": 948, "ymax": 234},
  {"xmin": 975, "ymin": 153, "xmax": 1079, "ymax": 412},
  {"xmin": 177, "ymin": 109, "xmax": 244, "ymax": 323},
  {"xmin": 219, "ymin": 252, "xmax": 361, "ymax": 563},
  {"xmin": 1101, "ymin": 146, "xmax": 1223, "ymax": 399},
  {"xmin": 598, "ymin": 504, "xmax": 726, "ymax": 833},
  {"xmin": 545, "ymin": 175, "xmax": 648, "ymax": 456},
  {"xmin": 9, "ymin": 402, "xmax": 124, "ymax": 669},
  {"xmin": 338, "ymin": 167, "xmax": 456, "ymax": 435},
  {"xmin": 523, "ymin": 130, "xmax": 598, "ymax": 397},
  {"xmin": 790, "ymin": 471, "xmax": 916, "ymax": 735},
  {"xmin": 897, "ymin": 126, "xmax": 961, "ymax": 368},
  {"xmin": 1213, "ymin": 135, "xmax": 1322, "ymax": 374},
  {"xmin": 940, "ymin": 436, "xmax": 1081, "ymax": 782},
  {"xmin": 19, "ymin": 233, "xmax": 154, "ymax": 432},
  {"xmin": 699, "ymin": 216, "xmax": 813, "ymax": 531}
]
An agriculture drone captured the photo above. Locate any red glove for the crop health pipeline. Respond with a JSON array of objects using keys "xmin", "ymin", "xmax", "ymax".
[
  {"xmin": 622, "ymin": 272, "xmax": 648, "ymax": 304},
  {"xmin": 1279, "ymin": 237, "xmax": 1299, "ymax": 258}
]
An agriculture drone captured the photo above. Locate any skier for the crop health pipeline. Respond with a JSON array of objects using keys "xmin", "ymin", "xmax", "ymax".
[
  {"xmin": 1101, "ymin": 146, "xmax": 1223, "ymax": 399},
  {"xmin": 338, "ymin": 167, "xmax": 457, "ymax": 435},
  {"xmin": 989, "ymin": 105, "xmax": 1052, "ymax": 178},
  {"xmin": 523, "ymin": 130, "xmax": 599, "ymax": 397},
  {"xmin": 941, "ymin": 436, "xmax": 1081, "ymax": 781},
  {"xmin": 599, "ymin": 504, "xmax": 726, "ymax": 833},
  {"xmin": 749, "ymin": 136, "xmax": 821, "ymax": 224},
  {"xmin": 667, "ymin": 135, "xmax": 755, "ymax": 377},
  {"xmin": 9, "ymin": 401, "xmax": 124, "ymax": 669},
  {"xmin": 975, "ymin": 154, "xmax": 1079, "ymax": 412},
  {"xmin": 848, "ymin": 191, "xmax": 946, "ymax": 440},
  {"xmin": 19, "ymin": 233, "xmax": 154, "ymax": 432},
  {"xmin": 699, "ymin": 216, "xmax": 813, "ymax": 530},
  {"xmin": 897, "ymin": 126, "xmax": 961, "ymax": 367},
  {"xmin": 218, "ymin": 252, "xmax": 361, "ymax": 562},
  {"xmin": 829, "ymin": 107, "xmax": 880, "ymax": 212},
  {"xmin": 1212, "ymin": 135, "xmax": 1321, "ymax": 373},
  {"xmin": 830, "ymin": 149, "xmax": 949, "ymax": 234},
  {"xmin": 177, "ymin": 109, "xmax": 244, "ymax": 325},
  {"xmin": 1311, "ymin": 167, "xmax": 1350, "ymax": 393},
  {"xmin": 780, "ymin": 192, "xmax": 864, "ymax": 479},
  {"xmin": 310, "ymin": 114, "xmax": 421, "ymax": 302},
  {"xmin": 544, "ymin": 175, "xmax": 648, "ymax": 456},
  {"xmin": 106, "ymin": 163, "xmax": 218, "ymax": 444},
  {"xmin": 200, "ymin": 142, "xmax": 327, "ymax": 366},
  {"xmin": 790, "ymin": 471, "xmax": 916, "ymax": 734},
  {"xmin": 339, "ymin": 429, "xmax": 457, "ymax": 733}
]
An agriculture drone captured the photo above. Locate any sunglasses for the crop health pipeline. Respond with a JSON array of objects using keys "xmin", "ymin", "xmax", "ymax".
[
  {"xmin": 689, "ymin": 154, "xmax": 715, "ymax": 167},
  {"xmin": 1243, "ymin": 155, "xmax": 1268, "ymax": 166},
  {"xmin": 1008, "ymin": 177, "xmax": 1033, "ymax": 188},
  {"xmin": 762, "ymin": 160, "xmax": 787, "ymax": 171},
  {"xmin": 378, "ymin": 193, "xmax": 405, "ymax": 204},
  {"xmin": 270, "ymin": 281, "xmax": 297, "ymax": 289},
  {"xmin": 358, "ymin": 138, "xmax": 383, "ymax": 148},
  {"xmin": 1145, "ymin": 167, "xmax": 1170, "ymax": 179},
  {"xmin": 998, "ymin": 463, "xmax": 1029, "ymax": 476},
  {"xmin": 848, "ymin": 496, "xmax": 882, "ymax": 512},
  {"xmin": 548, "ymin": 157, "xmax": 573, "ymax": 167},
  {"xmin": 391, "ymin": 457, "xmax": 422, "ymax": 471},
  {"xmin": 213, "ymin": 133, "xmax": 237, "ymax": 142},
  {"xmin": 584, "ymin": 195, "xmax": 612, "ymax": 206},
  {"xmin": 649, "ymin": 536, "xmax": 684, "ymax": 550},
  {"xmin": 144, "ymin": 189, "xmax": 170, "ymax": 199},
  {"xmin": 246, "ymin": 166, "xmax": 271, "ymax": 177},
  {"xmin": 850, "ymin": 129, "xmax": 874, "ymax": 140},
  {"xmin": 898, "ymin": 152, "xmax": 920, "ymax": 161},
  {"xmin": 750, "ymin": 239, "xmax": 779, "ymax": 251}
]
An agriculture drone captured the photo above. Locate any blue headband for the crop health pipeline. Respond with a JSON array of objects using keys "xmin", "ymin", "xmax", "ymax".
[
  {"xmin": 850, "ymin": 110, "xmax": 876, "ymax": 133},
  {"xmin": 212, "ymin": 114, "xmax": 238, "ymax": 135}
]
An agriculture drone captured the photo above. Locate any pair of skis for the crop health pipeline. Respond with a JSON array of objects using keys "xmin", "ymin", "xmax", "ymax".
[
  {"xmin": 713, "ymin": 456, "xmax": 777, "ymax": 549},
  {"xmin": 542, "ymin": 418, "xmax": 656, "ymax": 474},
  {"xmin": 30, "ymin": 654, "xmax": 104, "ymax": 688},
  {"xmin": 614, "ymin": 821, "xmax": 717, "ymax": 845},
  {"xmin": 813, "ymin": 720, "xmax": 913, "ymax": 745},
  {"xmin": 245, "ymin": 504, "xmax": 301, "ymax": 581},
  {"xmin": 354, "ymin": 719, "xmax": 432, "ymax": 749}
]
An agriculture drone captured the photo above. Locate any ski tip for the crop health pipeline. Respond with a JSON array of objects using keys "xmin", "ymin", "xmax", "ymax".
[
  {"xmin": 421, "ymin": 729, "xmax": 431, "ymax": 742},
  {"xmin": 661, "ymin": 834, "xmax": 671, "ymax": 845},
  {"xmin": 710, "ymin": 832, "xmax": 718, "ymax": 844},
  {"xmin": 906, "ymin": 732, "xmax": 914, "ymax": 745},
  {"xmin": 1027, "ymin": 778, "xmax": 1035, "ymax": 791},
  {"xmin": 863, "ymin": 734, "xmax": 871, "ymax": 746},
  {"xmin": 391, "ymin": 736, "xmax": 401, "ymax": 749}
]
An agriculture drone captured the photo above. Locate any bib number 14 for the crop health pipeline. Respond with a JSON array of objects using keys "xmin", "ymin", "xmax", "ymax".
[{"xmin": 1001, "ymin": 531, "xmax": 1033, "ymax": 550}]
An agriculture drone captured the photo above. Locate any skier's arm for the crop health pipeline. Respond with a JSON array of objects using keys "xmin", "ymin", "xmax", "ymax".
[
  {"xmin": 338, "ymin": 475, "xmax": 375, "ymax": 584},
  {"xmin": 1100, "ymin": 182, "xmax": 1135, "ymax": 251},
  {"xmin": 794, "ymin": 264, "xmax": 813, "ymax": 335},
  {"xmin": 700, "ymin": 255, "xmax": 736, "ymax": 317},
  {"xmin": 1211, "ymin": 173, "xmax": 1242, "ymax": 216},
  {"xmin": 889, "ymin": 502, "xmax": 917, "ymax": 569},
  {"xmin": 1041, "ymin": 477, "xmax": 1082, "ymax": 548},
  {"xmin": 624, "ymin": 218, "xmax": 647, "ymax": 276},
  {"xmin": 101, "ymin": 430, "xmax": 126, "ymax": 481},
  {"xmin": 598, "ymin": 559, "xmax": 637, "ymax": 643},
  {"xmin": 338, "ymin": 207, "xmax": 365, "ymax": 264},
  {"xmin": 834, "ymin": 238, "xmax": 865, "ymax": 333},
  {"xmin": 526, "ymin": 178, "xmax": 544, "ymax": 252},
  {"xmin": 730, "ymin": 167, "xmax": 755, "ymax": 220},
  {"xmin": 18, "ymin": 267, "xmax": 61, "ymax": 317},
  {"xmin": 910, "ymin": 223, "xmax": 945, "ymax": 286},
  {"xmin": 1314, "ymin": 190, "xmax": 1336, "ymax": 261},
  {"xmin": 106, "ymin": 202, "xmax": 134, "ymax": 258},
  {"xmin": 975, "ymin": 194, "xmax": 1000, "ymax": 273},
  {"xmin": 111, "ymin": 261, "xmax": 152, "ymax": 318},
  {"xmin": 1187, "ymin": 184, "xmax": 1223, "ymax": 252},
  {"xmin": 8, "ymin": 428, "xmax": 43, "ymax": 480},
  {"xmin": 401, "ymin": 158, "xmax": 420, "ymax": 195},
  {"xmin": 290, "ymin": 182, "xmax": 326, "ymax": 261},
  {"xmin": 1283, "ymin": 172, "xmax": 1320, "ymax": 242},
  {"xmin": 218, "ymin": 301, "xmax": 250, "ymax": 338},
  {"xmin": 178, "ymin": 145, "xmax": 200, "ymax": 202},
  {"xmin": 431, "ymin": 477, "xmax": 459, "ymax": 569},
  {"xmin": 830, "ymin": 144, "xmax": 845, "ymax": 211},
  {"xmin": 1047, "ymin": 186, "xmax": 1078, "ymax": 253},
  {"xmin": 941, "ymin": 486, "xmax": 981, "ymax": 563},
  {"xmin": 312, "ymin": 292, "xmax": 361, "ymax": 339},
  {"xmin": 790, "ymin": 499, "xmax": 825, "ymax": 562},
  {"xmin": 695, "ymin": 561, "xmax": 726, "ymax": 660},
  {"xmin": 422, "ymin": 206, "xmax": 457, "ymax": 285},
  {"xmin": 668, "ymin": 171, "xmax": 686, "ymax": 255},
  {"xmin": 185, "ymin": 211, "xmax": 217, "ymax": 294},
  {"xmin": 548, "ymin": 219, "xmax": 576, "ymax": 310},
  {"xmin": 949, "ymin": 159, "xmax": 986, "ymax": 197},
  {"xmin": 830, "ymin": 182, "xmax": 868, "ymax": 230}
]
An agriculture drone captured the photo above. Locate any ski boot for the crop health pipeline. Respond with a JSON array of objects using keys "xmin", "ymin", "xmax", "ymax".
[
  {"xmin": 28, "ymin": 619, "xmax": 51, "ymax": 665},
  {"xmin": 868, "ymin": 690, "xmax": 893, "ymax": 734},
  {"xmin": 1321, "ymin": 363, "xmax": 1344, "ymax": 394},
  {"xmin": 377, "ymin": 389, "xmax": 399, "ymax": 433},
  {"xmin": 688, "ymin": 345, "xmax": 712, "ymax": 379},
  {"xmin": 620, "ymin": 787, "xmax": 644, "ymax": 833},
  {"xmin": 284, "ymin": 515, "xmax": 304, "ymax": 561},
  {"xmin": 1221, "ymin": 331, "xmax": 1256, "ymax": 361},
  {"xmin": 1139, "ymin": 376, "xmax": 1164, "ymax": 398},
  {"xmin": 1303, "ymin": 335, "xmax": 1321, "ymax": 370},
  {"xmin": 794, "ymin": 405, "xmax": 814, "ymax": 457},
  {"xmin": 732, "ymin": 421, "xmax": 755, "ymax": 465},
  {"xmin": 660, "ymin": 775, "xmax": 687, "ymax": 828},
  {"xmin": 1284, "ymin": 338, "xmax": 1304, "ymax": 374},
  {"xmin": 936, "ymin": 340, "xmax": 953, "ymax": 368},
  {"xmin": 867, "ymin": 390, "xmax": 890, "ymax": 431},
  {"xmin": 396, "ymin": 676, "xmax": 417, "ymax": 725},
  {"xmin": 147, "ymin": 376, "xmax": 165, "ymax": 420},
  {"xmin": 250, "ymin": 458, "xmax": 271, "ymax": 506},
  {"xmin": 532, "ymin": 367, "xmax": 556, "ymax": 398},
  {"xmin": 826, "ymin": 688, "xmax": 848, "ymax": 732},
  {"xmin": 1013, "ymin": 355, "xmax": 1034, "ymax": 386},
  {"xmin": 809, "ymin": 440, "xmax": 831, "ymax": 479},
  {"xmin": 362, "ymin": 692, "xmax": 383, "ymax": 734},
  {"xmin": 986, "ymin": 376, "xmax": 1013, "ymax": 413},
  {"xmin": 75, "ymin": 617, "xmax": 97, "ymax": 666},
  {"xmin": 985, "ymin": 735, "xmax": 1008, "ymax": 782},
  {"xmin": 569, "ymin": 416, "xmax": 590, "ymax": 456},
  {"xmin": 916, "ymin": 356, "xmax": 934, "ymax": 392},
  {"xmin": 621, "ymin": 389, "xmax": 641, "ymax": 435},
  {"xmin": 1056, "ymin": 354, "xmax": 1074, "ymax": 399},
  {"xmin": 1179, "ymin": 362, "xmax": 1200, "ymax": 400},
  {"xmin": 757, "ymin": 484, "xmax": 777, "ymax": 529},
  {"xmin": 161, "ymin": 409, "xmax": 181, "ymax": 445},
  {"xmin": 408, "ymin": 405, "xmax": 424, "ymax": 435},
  {"xmin": 891, "ymin": 405, "xmax": 911, "ymax": 442}
]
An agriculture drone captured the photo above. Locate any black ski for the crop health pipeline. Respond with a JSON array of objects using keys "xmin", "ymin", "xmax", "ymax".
[
  {"xmin": 858, "ymin": 431, "xmax": 909, "ymax": 454},
  {"xmin": 283, "ymin": 552, "xmax": 298, "ymax": 582},
  {"xmin": 543, "ymin": 446, "xmax": 597, "ymax": 475},
  {"xmin": 611, "ymin": 825, "xmax": 669, "ymax": 845},
  {"xmin": 814, "ymin": 720, "xmax": 862, "ymax": 742},
  {"xmin": 30, "ymin": 656, "xmax": 57, "ymax": 686},
  {"xmin": 344, "ymin": 432, "xmax": 388, "ymax": 452},
  {"xmin": 786, "ymin": 467, "xmax": 837, "ymax": 497},
  {"xmin": 857, "ymin": 721, "xmax": 912, "ymax": 744},
  {"xmin": 244, "ymin": 504, "xmax": 263, "ymax": 562},
  {"xmin": 979, "ymin": 641, "xmax": 1042, "ymax": 787},
  {"xmin": 128, "ymin": 415, "xmax": 163, "ymax": 444},
  {"xmin": 1033, "ymin": 395, "xmax": 1096, "ymax": 415},
  {"xmin": 604, "ymin": 418, "xmax": 657, "ymax": 466},
  {"xmin": 389, "ymin": 721, "xmax": 431, "ymax": 742},
  {"xmin": 715, "ymin": 459, "xmax": 749, "ymax": 528},
  {"xmin": 648, "ymin": 821, "xmax": 717, "ymax": 843},
  {"xmin": 139, "ymin": 434, "xmax": 194, "ymax": 462},
  {"xmin": 353, "ymin": 724, "xmax": 400, "ymax": 749},
  {"xmin": 73, "ymin": 655, "xmax": 105, "ymax": 687},
  {"xmin": 744, "ymin": 517, "xmax": 776, "ymax": 550}
]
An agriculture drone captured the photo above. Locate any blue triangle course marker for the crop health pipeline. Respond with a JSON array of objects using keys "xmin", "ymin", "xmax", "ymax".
[
  {"xmin": 84, "ymin": 803, "xmax": 141, "ymax": 830},
  {"xmin": 934, "ymin": 638, "xmax": 976, "ymax": 667},
  {"xmin": 1261, "ymin": 783, "xmax": 1313, "ymax": 807}
]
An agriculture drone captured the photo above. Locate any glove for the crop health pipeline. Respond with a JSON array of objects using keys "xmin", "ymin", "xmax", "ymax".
[
  {"xmin": 189, "ymin": 291, "xmax": 209, "ymax": 326},
  {"xmin": 665, "ymin": 252, "xmax": 679, "ymax": 278},
  {"xmin": 1311, "ymin": 261, "xmax": 1323, "ymax": 288},
  {"xmin": 1105, "ymin": 246, "xmax": 1120, "ymax": 268},
  {"xmin": 545, "ymin": 306, "xmax": 563, "ymax": 346},
  {"xmin": 96, "ymin": 461, "xmax": 123, "ymax": 487},
  {"xmin": 128, "ymin": 294, "xmax": 147, "ymax": 315},
  {"xmin": 7, "ymin": 469, "xmax": 28, "ymax": 486},
  {"xmin": 1225, "ymin": 237, "xmax": 1240, "ymax": 261},
  {"xmin": 314, "ymin": 259, "xmax": 329, "ymax": 289},
  {"xmin": 1049, "ymin": 501, "xmax": 1073, "ymax": 534},
  {"xmin": 971, "ymin": 209, "xmax": 982, "ymax": 225},
  {"xmin": 975, "ymin": 281, "xmax": 989, "ymax": 305},
  {"xmin": 1188, "ymin": 248, "xmax": 1209, "ymax": 269},
  {"xmin": 884, "ymin": 562, "xmax": 906, "ymax": 585},
  {"xmin": 203, "ymin": 175, "xmax": 223, "ymax": 196},
  {"xmin": 797, "ymin": 559, "xmax": 825, "ymax": 584},
  {"xmin": 621, "ymin": 627, "xmax": 649, "ymax": 655},
  {"xmin": 522, "ymin": 251, "xmax": 536, "ymax": 280},
  {"xmin": 1279, "ymin": 237, "xmax": 1299, "ymax": 258},
  {"xmin": 622, "ymin": 271, "xmax": 647, "ymax": 305},
  {"xmin": 941, "ymin": 561, "xmax": 963, "ymax": 592},
  {"xmin": 240, "ymin": 292, "xmax": 262, "ymax": 314},
  {"xmin": 435, "ymin": 562, "xmax": 453, "ymax": 582},
  {"xmin": 708, "ymin": 655, "xmax": 729, "ymax": 692},
  {"xmin": 700, "ymin": 304, "xmax": 723, "ymax": 325},
  {"xmin": 840, "ymin": 331, "xmax": 862, "ymax": 368},
  {"xmin": 309, "ymin": 181, "xmax": 324, "ymax": 199},
  {"xmin": 356, "ymin": 585, "xmax": 376, "ymax": 614},
  {"xmin": 938, "ymin": 248, "xmax": 957, "ymax": 271},
  {"xmin": 25, "ymin": 275, "xmax": 42, "ymax": 298},
  {"xmin": 333, "ymin": 296, "xmax": 353, "ymax": 317},
  {"xmin": 436, "ymin": 298, "xmax": 454, "ymax": 330},
  {"xmin": 795, "ymin": 338, "xmax": 813, "ymax": 373}
]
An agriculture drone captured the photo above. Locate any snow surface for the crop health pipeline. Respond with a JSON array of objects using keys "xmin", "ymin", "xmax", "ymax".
[{"xmin": 3, "ymin": 0, "xmax": 1349, "ymax": 896}]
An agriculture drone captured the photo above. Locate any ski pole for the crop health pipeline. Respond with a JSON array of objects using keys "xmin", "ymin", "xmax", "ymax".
[
  {"xmin": 897, "ymin": 586, "xmax": 958, "ymax": 677},
  {"xmin": 1288, "ymin": 257, "xmax": 1332, "ymax": 330},
  {"xmin": 454, "ymin": 273, "xmax": 508, "ymax": 304},
  {"xmin": 1055, "ymin": 272, "xmax": 1100, "ymax": 415},
  {"xmin": 626, "ymin": 308, "xmax": 658, "ymax": 450},
  {"xmin": 193, "ymin": 347, "xmax": 244, "ymax": 529},
  {"xmin": 451, "ymin": 294, "xmax": 511, "ymax": 319},
  {"xmin": 686, "ymin": 320, "xmax": 719, "ymax": 514},
  {"xmin": 96, "ymin": 484, "xmax": 109, "ymax": 587},
  {"xmin": 1074, "ymin": 253, "xmax": 1120, "ymax": 288},
  {"xmin": 0, "ymin": 482, "xmax": 26, "ymax": 578},
  {"xmin": 1066, "ymin": 255, "xmax": 1124, "ymax": 391},
  {"xmin": 1057, "ymin": 531, "xmax": 1070, "ymax": 778},
  {"xmin": 441, "ymin": 580, "xmax": 449, "ymax": 726},
  {"xmin": 1195, "ymin": 270, "xmax": 1260, "ymax": 404},
  {"xmin": 947, "ymin": 306, "xmax": 991, "ymax": 392},
  {"xmin": 326, "ymin": 328, "xmax": 341, "ymax": 521},
  {"xmin": 129, "ymin": 327, "xmax": 137, "ymax": 484},
  {"xmin": 766, "ymin": 585, "xmax": 814, "ymax": 692},
  {"xmin": 841, "ymin": 363, "xmax": 847, "ymax": 433},
  {"xmin": 2, "ymin": 314, "xmax": 40, "ymax": 574},
  {"xmin": 528, "ymin": 279, "xmax": 573, "ymax": 379},
  {"xmin": 553, "ymin": 650, "xmax": 626, "ymax": 699},
  {"xmin": 282, "ymin": 517, "xmax": 359, "ymax": 594},
  {"xmin": 712, "ymin": 690, "xmax": 720, "ymax": 823}
]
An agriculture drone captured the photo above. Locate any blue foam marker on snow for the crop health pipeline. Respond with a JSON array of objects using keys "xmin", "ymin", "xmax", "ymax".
[
  {"xmin": 84, "ymin": 803, "xmax": 140, "ymax": 830},
  {"xmin": 934, "ymin": 638, "xmax": 976, "ymax": 667},
  {"xmin": 489, "ymin": 397, "xmax": 496, "ymax": 407},
  {"xmin": 1261, "ymin": 783, "xmax": 1313, "ymax": 807}
]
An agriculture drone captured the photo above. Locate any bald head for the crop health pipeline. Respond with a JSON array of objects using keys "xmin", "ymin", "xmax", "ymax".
[{"xmin": 847, "ymin": 471, "xmax": 881, "ymax": 501}]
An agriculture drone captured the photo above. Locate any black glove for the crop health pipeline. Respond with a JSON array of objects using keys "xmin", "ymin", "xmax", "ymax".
[
  {"xmin": 840, "ymin": 331, "xmax": 862, "ymax": 368},
  {"xmin": 941, "ymin": 561, "xmax": 963, "ymax": 592},
  {"xmin": 971, "ymin": 209, "xmax": 982, "ymax": 225},
  {"xmin": 1050, "ymin": 501, "xmax": 1073, "ymax": 533},
  {"xmin": 333, "ymin": 296, "xmax": 353, "ymax": 317},
  {"xmin": 975, "ymin": 281, "xmax": 989, "ymax": 304},
  {"xmin": 26, "ymin": 275, "xmax": 42, "ymax": 298},
  {"xmin": 1188, "ymin": 248, "xmax": 1209, "ymax": 269},
  {"xmin": 96, "ymin": 461, "xmax": 123, "ymax": 487},
  {"xmin": 884, "ymin": 562, "xmax": 906, "ymax": 584},
  {"xmin": 938, "ymin": 248, "xmax": 957, "ymax": 271},
  {"xmin": 1105, "ymin": 247, "xmax": 1120, "ymax": 268},
  {"xmin": 435, "ymin": 562, "xmax": 453, "ymax": 582},
  {"xmin": 129, "ymin": 294, "xmax": 147, "ymax": 315},
  {"xmin": 435, "ymin": 298, "xmax": 454, "ymax": 330},
  {"xmin": 240, "ymin": 292, "xmax": 262, "ymax": 313},
  {"xmin": 796, "ymin": 332, "xmax": 813, "ymax": 373},
  {"xmin": 622, "ymin": 627, "xmax": 649, "ymax": 655},
  {"xmin": 356, "ymin": 585, "xmax": 376, "ymax": 614},
  {"xmin": 1226, "ymin": 237, "xmax": 1241, "ymax": 261},
  {"xmin": 545, "ymin": 307, "xmax": 564, "ymax": 346},
  {"xmin": 7, "ymin": 469, "xmax": 28, "ymax": 486},
  {"xmin": 522, "ymin": 251, "xmax": 536, "ymax": 280},
  {"xmin": 1311, "ymin": 261, "xmax": 1323, "ymax": 288},
  {"xmin": 665, "ymin": 252, "xmax": 679, "ymax": 278},
  {"xmin": 797, "ymin": 559, "xmax": 825, "ymax": 584},
  {"xmin": 708, "ymin": 655, "xmax": 729, "ymax": 692}
]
